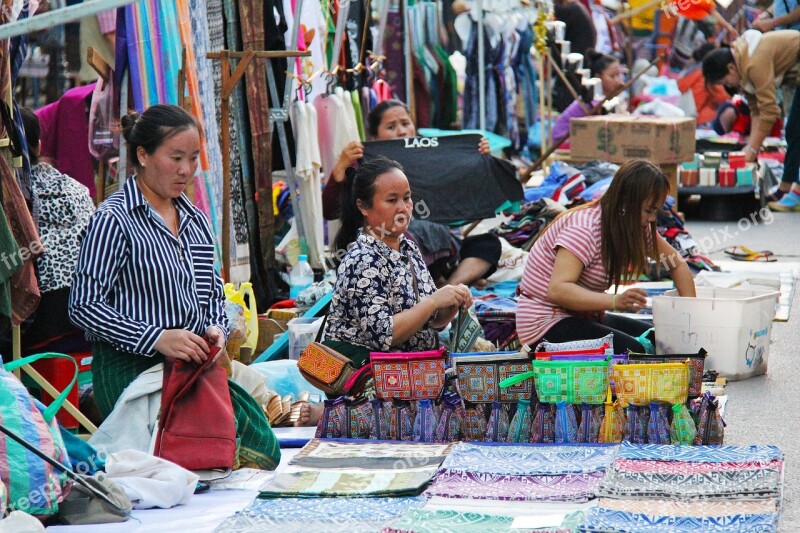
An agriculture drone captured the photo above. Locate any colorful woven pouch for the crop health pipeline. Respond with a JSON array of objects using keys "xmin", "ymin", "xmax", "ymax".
[
  {"xmin": 628, "ymin": 349, "xmax": 708, "ymax": 397},
  {"xmin": 483, "ymin": 402, "xmax": 510, "ymax": 442},
  {"xmin": 693, "ymin": 393, "xmax": 726, "ymax": 445},
  {"xmin": 435, "ymin": 395, "xmax": 465, "ymax": 443},
  {"xmin": 371, "ymin": 348, "xmax": 447, "ymax": 400},
  {"xmin": 647, "ymin": 402, "xmax": 671, "ymax": 444},
  {"xmin": 463, "ymin": 403, "xmax": 488, "ymax": 442},
  {"xmin": 670, "ymin": 403, "xmax": 697, "ymax": 445},
  {"xmin": 451, "ymin": 350, "xmax": 533, "ymax": 403},
  {"xmin": 577, "ymin": 403, "xmax": 603, "ymax": 443},
  {"xmin": 298, "ymin": 342, "xmax": 356, "ymax": 396},
  {"xmin": 369, "ymin": 398, "xmax": 391, "ymax": 440},
  {"xmin": 412, "ymin": 399, "xmax": 439, "ymax": 442},
  {"xmin": 623, "ymin": 404, "xmax": 649, "ymax": 444},
  {"xmin": 506, "ymin": 399, "xmax": 533, "ymax": 443},
  {"xmin": 555, "ymin": 401, "xmax": 579, "ymax": 443},
  {"xmin": 344, "ymin": 397, "xmax": 373, "ymax": 439},
  {"xmin": 536, "ymin": 333, "xmax": 614, "ymax": 354},
  {"xmin": 530, "ymin": 402, "xmax": 556, "ymax": 443},
  {"xmin": 612, "ymin": 361, "xmax": 690, "ymax": 406},
  {"xmin": 389, "ymin": 399, "xmax": 415, "ymax": 441},
  {"xmin": 500, "ymin": 357, "xmax": 610, "ymax": 404},
  {"xmin": 315, "ymin": 397, "xmax": 345, "ymax": 438}
]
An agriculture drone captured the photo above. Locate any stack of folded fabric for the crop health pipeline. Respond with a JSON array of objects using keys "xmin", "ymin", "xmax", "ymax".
[
  {"xmin": 380, "ymin": 443, "xmax": 615, "ymax": 532},
  {"xmin": 581, "ymin": 442, "xmax": 783, "ymax": 531},
  {"xmin": 256, "ymin": 440, "xmax": 453, "ymax": 498}
]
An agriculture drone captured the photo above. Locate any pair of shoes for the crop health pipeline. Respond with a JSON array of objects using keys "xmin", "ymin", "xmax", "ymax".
[
  {"xmin": 724, "ymin": 246, "xmax": 776, "ymax": 262},
  {"xmin": 765, "ymin": 186, "xmax": 787, "ymax": 203},
  {"xmin": 768, "ymin": 191, "xmax": 800, "ymax": 212}
]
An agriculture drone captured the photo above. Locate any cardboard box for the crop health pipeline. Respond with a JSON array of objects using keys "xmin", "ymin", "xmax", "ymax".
[{"xmin": 570, "ymin": 115, "xmax": 696, "ymax": 164}]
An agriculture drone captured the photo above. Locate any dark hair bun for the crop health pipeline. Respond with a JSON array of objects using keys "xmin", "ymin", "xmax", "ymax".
[{"xmin": 120, "ymin": 112, "xmax": 141, "ymax": 142}]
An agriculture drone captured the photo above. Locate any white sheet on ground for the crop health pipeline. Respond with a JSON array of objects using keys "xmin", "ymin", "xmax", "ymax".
[{"xmin": 104, "ymin": 450, "xmax": 199, "ymax": 509}]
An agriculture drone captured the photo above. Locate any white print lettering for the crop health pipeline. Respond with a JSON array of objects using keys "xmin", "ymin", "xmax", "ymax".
[{"xmin": 404, "ymin": 137, "xmax": 439, "ymax": 148}]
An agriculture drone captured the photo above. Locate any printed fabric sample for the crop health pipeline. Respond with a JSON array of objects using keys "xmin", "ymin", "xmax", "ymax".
[
  {"xmin": 440, "ymin": 442, "xmax": 617, "ymax": 475},
  {"xmin": 578, "ymin": 507, "xmax": 780, "ymax": 533},
  {"xmin": 597, "ymin": 497, "xmax": 780, "ymax": 517},
  {"xmin": 381, "ymin": 509, "xmax": 572, "ymax": 533},
  {"xmin": 215, "ymin": 496, "xmax": 426, "ymax": 533},
  {"xmin": 616, "ymin": 442, "xmax": 784, "ymax": 464},
  {"xmin": 257, "ymin": 468, "xmax": 438, "ymax": 498},
  {"xmin": 290, "ymin": 439, "xmax": 453, "ymax": 469}
]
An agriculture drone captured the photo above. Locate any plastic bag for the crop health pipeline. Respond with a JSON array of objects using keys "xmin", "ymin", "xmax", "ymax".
[{"xmin": 88, "ymin": 77, "xmax": 118, "ymax": 161}]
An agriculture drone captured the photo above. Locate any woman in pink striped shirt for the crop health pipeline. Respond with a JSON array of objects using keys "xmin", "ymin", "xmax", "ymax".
[{"xmin": 517, "ymin": 160, "xmax": 695, "ymax": 353}]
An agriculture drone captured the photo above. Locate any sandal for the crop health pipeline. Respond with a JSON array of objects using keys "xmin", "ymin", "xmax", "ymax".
[{"xmin": 724, "ymin": 246, "xmax": 776, "ymax": 262}]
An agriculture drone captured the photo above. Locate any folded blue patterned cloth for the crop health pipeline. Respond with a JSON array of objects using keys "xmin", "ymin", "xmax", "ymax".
[
  {"xmin": 617, "ymin": 442, "xmax": 784, "ymax": 464},
  {"xmin": 440, "ymin": 442, "xmax": 618, "ymax": 475},
  {"xmin": 578, "ymin": 507, "xmax": 780, "ymax": 532}
]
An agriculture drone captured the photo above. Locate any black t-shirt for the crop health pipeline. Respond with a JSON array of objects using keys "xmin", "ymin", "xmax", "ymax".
[{"xmin": 362, "ymin": 134, "xmax": 523, "ymax": 224}]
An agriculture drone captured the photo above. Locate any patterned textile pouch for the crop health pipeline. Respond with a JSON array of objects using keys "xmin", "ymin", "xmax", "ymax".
[
  {"xmin": 506, "ymin": 398, "xmax": 533, "ymax": 443},
  {"xmin": 483, "ymin": 401, "xmax": 510, "ymax": 442},
  {"xmin": 627, "ymin": 349, "xmax": 708, "ymax": 397},
  {"xmin": 434, "ymin": 394, "xmax": 465, "ymax": 443},
  {"xmin": 315, "ymin": 397, "xmax": 346, "ymax": 438},
  {"xmin": 501, "ymin": 357, "xmax": 610, "ymax": 405},
  {"xmin": 369, "ymin": 398, "xmax": 391, "ymax": 440},
  {"xmin": 298, "ymin": 341, "xmax": 356, "ymax": 397},
  {"xmin": 577, "ymin": 403, "xmax": 603, "ymax": 443},
  {"xmin": 598, "ymin": 397, "xmax": 627, "ymax": 444},
  {"xmin": 670, "ymin": 403, "xmax": 697, "ymax": 445},
  {"xmin": 623, "ymin": 404, "xmax": 649, "ymax": 444},
  {"xmin": 548, "ymin": 353, "xmax": 628, "ymax": 395},
  {"xmin": 530, "ymin": 402, "xmax": 556, "ymax": 443},
  {"xmin": 344, "ymin": 396, "xmax": 373, "ymax": 439},
  {"xmin": 555, "ymin": 401, "xmax": 579, "ymax": 443},
  {"xmin": 647, "ymin": 402, "xmax": 671, "ymax": 444},
  {"xmin": 693, "ymin": 393, "xmax": 726, "ymax": 445},
  {"xmin": 412, "ymin": 399, "xmax": 439, "ymax": 442},
  {"xmin": 389, "ymin": 399, "xmax": 415, "ymax": 441},
  {"xmin": 450, "ymin": 350, "xmax": 533, "ymax": 404},
  {"xmin": 463, "ymin": 403, "xmax": 488, "ymax": 442},
  {"xmin": 371, "ymin": 348, "xmax": 447, "ymax": 400},
  {"xmin": 535, "ymin": 333, "xmax": 615, "ymax": 355},
  {"xmin": 612, "ymin": 361, "xmax": 689, "ymax": 406}
]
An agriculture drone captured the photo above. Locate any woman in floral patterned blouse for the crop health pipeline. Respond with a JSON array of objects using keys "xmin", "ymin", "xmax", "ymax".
[{"xmin": 321, "ymin": 157, "xmax": 473, "ymax": 367}]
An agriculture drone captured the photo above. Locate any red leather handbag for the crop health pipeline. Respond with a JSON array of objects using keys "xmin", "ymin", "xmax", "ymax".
[{"xmin": 154, "ymin": 344, "xmax": 237, "ymax": 471}]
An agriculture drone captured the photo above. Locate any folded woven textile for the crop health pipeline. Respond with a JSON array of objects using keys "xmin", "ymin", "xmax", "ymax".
[
  {"xmin": 597, "ymin": 497, "xmax": 780, "ymax": 517},
  {"xmin": 289, "ymin": 439, "xmax": 453, "ymax": 469},
  {"xmin": 215, "ymin": 496, "xmax": 426, "ymax": 533},
  {"xmin": 258, "ymin": 469, "xmax": 438, "ymax": 498},
  {"xmin": 613, "ymin": 458, "xmax": 784, "ymax": 475},
  {"xmin": 578, "ymin": 507, "xmax": 780, "ymax": 532},
  {"xmin": 616, "ymin": 442, "xmax": 784, "ymax": 463},
  {"xmin": 425, "ymin": 469, "xmax": 604, "ymax": 502},
  {"xmin": 381, "ymin": 509, "xmax": 574, "ymax": 533},
  {"xmin": 425, "ymin": 495, "xmax": 598, "ymax": 517},
  {"xmin": 598, "ymin": 465, "xmax": 782, "ymax": 500},
  {"xmin": 439, "ymin": 443, "xmax": 617, "ymax": 475}
]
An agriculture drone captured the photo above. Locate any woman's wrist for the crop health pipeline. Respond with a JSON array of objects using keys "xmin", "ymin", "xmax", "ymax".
[{"xmin": 611, "ymin": 294, "xmax": 618, "ymax": 312}]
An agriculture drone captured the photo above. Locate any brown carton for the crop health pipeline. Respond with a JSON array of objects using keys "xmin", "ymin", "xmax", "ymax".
[{"xmin": 569, "ymin": 115, "xmax": 696, "ymax": 164}]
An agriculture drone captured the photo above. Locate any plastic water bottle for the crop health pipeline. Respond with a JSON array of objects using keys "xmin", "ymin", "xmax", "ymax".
[{"xmin": 289, "ymin": 255, "xmax": 314, "ymax": 298}]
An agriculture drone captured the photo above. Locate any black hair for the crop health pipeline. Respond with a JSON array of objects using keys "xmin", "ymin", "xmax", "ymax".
[
  {"xmin": 702, "ymin": 47, "xmax": 734, "ymax": 84},
  {"xmin": 585, "ymin": 48, "xmax": 619, "ymax": 77},
  {"xmin": 333, "ymin": 156, "xmax": 404, "ymax": 257},
  {"xmin": 366, "ymin": 99, "xmax": 410, "ymax": 138},
  {"xmin": 19, "ymin": 107, "xmax": 40, "ymax": 165},
  {"xmin": 692, "ymin": 41, "xmax": 718, "ymax": 63},
  {"xmin": 120, "ymin": 104, "xmax": 201, "ymax": 168}
]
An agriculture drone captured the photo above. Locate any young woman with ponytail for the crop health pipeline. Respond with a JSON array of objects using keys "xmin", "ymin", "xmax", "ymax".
[{"xmin": 319, "ymin": 157, "xmax": 473, "ymax": 367}]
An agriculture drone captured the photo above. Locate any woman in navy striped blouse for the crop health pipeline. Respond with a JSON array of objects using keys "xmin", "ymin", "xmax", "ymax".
[{"xmin": 69, "ymin": 105, "xmax": 279, "ymax": 469}]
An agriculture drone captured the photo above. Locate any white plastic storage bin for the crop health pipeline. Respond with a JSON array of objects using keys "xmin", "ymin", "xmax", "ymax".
[
  {"xmin": 287, "ymin": 316, "xmax": 325, "ymax": 361},
  {"xmin": 653, "ymin": 287, "xmax": 779, "ymax": 381}
]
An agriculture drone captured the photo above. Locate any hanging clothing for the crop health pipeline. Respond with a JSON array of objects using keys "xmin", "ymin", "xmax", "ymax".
[
  {"xmin": 283, "ymin": 0, "xmax": 328, "ymax": 101},
  {"xmin": 30, "ymin": 163, "xmax": 95, "ymax": 293},
  {"xmin": 34, "ymin": 83, "xmax": 97, "ymax": 197},
  {"xmin": 290, "ymin": 101, "xmax": 325, "ymax": 269}
]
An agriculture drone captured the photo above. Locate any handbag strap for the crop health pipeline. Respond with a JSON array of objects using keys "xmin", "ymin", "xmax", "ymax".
[
  {"xmin": 407, "ymin": 255, "xmax": 420, "ymax": 300},
  {"xmin": 314, "ymin": 314, "xmax": 329, "ymax": 343},
  {"xmin": 4, "ymin": 352, "xmax": 79, "ymax": 423}
]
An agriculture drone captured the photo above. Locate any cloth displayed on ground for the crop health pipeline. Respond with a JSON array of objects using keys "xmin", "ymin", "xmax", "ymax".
[
  {"xmin": 290, "ymin": 440, "xmax": 453, "ymax": 469},
  {"xmin": 104, "ymin": 449, "xmax": 199, "ymax": 509},
  {"xmin": 216, "ymin": 496, "xmax": 426, "ymax": 533},
  {"xmin": 578, "ymin": 507, "xmax": 781, "ymax": 532},
  {"xmin": 439, "ymin": 443, "xmax": 617, "ymax": 475},
  {"xmin": 381, "ymin": 508, "xmax": 573, "ymax": 533},
  {"xmin": 597, "ymin": 497, "xmax": 780, "ymax": 516},
  {"xmin": 258, "ymin": 440, "xmax": 451, "ymax": 498},
  {"xmin": 258, "ymin": 469, "xmax": 438, "ymax": 498},
  {"xmin": 523, "ymin": 162, "xmax": 586, "ymax": 205},
  {"xmin": 616, "ymin": 442, "xmax": 784, "ymax": 463},
  {"xmin": 362, "ymin": 135, "xmax": 523, "ymax": 224},
  {"xmin": 425, "ymin": 469, "xmax": 605, "ymax": 502},
  {"xmin": 493, "ymin": 198, "xmax": 565, "ymax": 251}
]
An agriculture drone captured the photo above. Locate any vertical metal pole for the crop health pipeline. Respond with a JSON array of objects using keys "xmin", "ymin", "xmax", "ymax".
[
  {"xmin": 403, "ymin": 0, "xmax": 413, "ymax": 114},
  {"xmin": 220, "ymin": 54, "xmax": 232, "ymax": 281},
  {"xmin": 477, "ymin": 0, "xmax": 486, "ymax": 131},
  {"xmin": 118, "ymin": 70, "xmax": 129, "ymax": 190}
]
